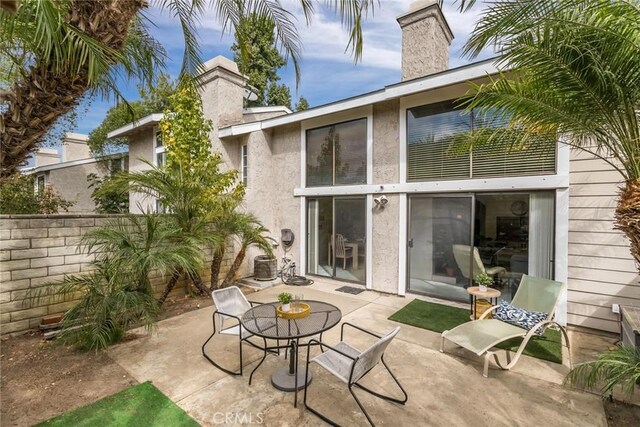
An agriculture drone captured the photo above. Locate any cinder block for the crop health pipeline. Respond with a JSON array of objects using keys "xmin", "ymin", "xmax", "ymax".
[
  {"xmin": 48, "ymin": 246, "xmax": 78, "ymax": 257},
  {"xmin": 31, "ymin": 256, "xmax": 65, "ymax": 268},
  {"xmin": 31, "ymin": 237, "xmax": 65, "ymax": 249},
  {"xmin": 1, "ymin": 279, "xmax": 30, "ymax": 291},
  {"xmin": 11, "ymin": 228, "xmax": 48, "ymax": 239},
  {"xmin": 48, "ymin": 264, "xmax": 80, "ymax": 275},
  {"xmin": 0, "ymin": 311, "xmax": 9, "ymax": 323},
  {"xmin": 0, "ymin": 292, "xmax": 10, "ymax": 303},
  {"xmin": 0, "ymin": 230, "xmax": 10, "ymax": 240},
  {"xmin": 94, "ymin": 217, "xmax": 118, "ymax": 226},
  {"xmin": 65, "ymin": 236, "xmax": 82, "ymax": 247},
  {"xmin": 0, "ymin": 271, "xmax": 10, "ymax": 282},
  {"xmin": 0, "ymin": 219, "xmax": 30, "ymax": 230},
  {"xmin": 64, "ymin": 254, "xmax": 94, "ymax": 265},
  {"xmin": 1, "ymin": 240, "xmax": 30, "ymax": 250},
  {"xmin": 64, "ymin": 218, "xmax": 95, "ymax": 227},
  {"xmin": 80, "ymin": 263, "xmax": 97, "ymax": 272},
  {"xmin": 1, "ymin": 299, "xmax": 32, "ymax": 312},
  {"xmin": 1, "ymin": 258, "xmax": 31, "ymax": 271},
  {"xmin": 11, "ymin": 248, "xmax": 47, "ymax": 260},
  {"xmin": 10, "ymin": 306, "xmax": 48, "ymax": 322},
  {"xmin": 30, "ymin": 274, "xmax": 66, "ymax": 287},
  {"xmin": 30, "ymin": 218, "xmax": 65, "ymax": 228},
  {"xmin": 47, "ymin": 301, "xmax": 77, "ymax": 314},
  {"xmin": 0, "ymin": 319, "xmax": 31, "ymax": 334},
  {"xmin": 48, "ymin": 227, "xmax": 81, "ymax": 238},
  {"xmin": 0, "ymin": 251, "xmax": 9, "ymax": 261},
  {"xmin": 12, "ymin": 267, "xmax": 47, "ymax": 280}
]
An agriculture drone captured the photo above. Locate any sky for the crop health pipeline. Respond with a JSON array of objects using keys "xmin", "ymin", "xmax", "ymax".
[{"xmin": 76, "ymin": 0, "xmax": 492, "ymax": 136}]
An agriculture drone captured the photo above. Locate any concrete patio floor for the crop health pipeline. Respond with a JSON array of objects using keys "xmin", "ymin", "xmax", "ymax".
[{"xmin": 108, "ymin": 279, "xmax": 609, "ymax": 426}]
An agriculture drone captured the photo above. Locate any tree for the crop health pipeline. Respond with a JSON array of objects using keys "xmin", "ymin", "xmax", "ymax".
[
  {"xmin": 87, "ymin": 173, "xmax": 129, "ymax": 214},
  {"xmin": 457, "ymin": 0, "xmax": 640, "ymax": 270},
  {"xmin": 295, "ymin": 96, "xmax": 310, "ymax": 112},
  {"xmin": 1, "ymin": 0, "xmax": 375, "ymax": 178},
  {"xmin": 265, "ymin": 83, "xmax": 292, "ymax": 110},
  {"xmin": 0, "ymin": 174, "xmax": 74, "ymax": 214},
  {"xmin": 88, "ymin": 74, "xmax": 177, "ymax": 156}
]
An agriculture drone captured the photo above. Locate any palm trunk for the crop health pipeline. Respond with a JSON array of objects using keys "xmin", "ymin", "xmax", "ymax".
[
  {"xmin": 221, "ymin": 246, "xmax": 247, "ymax": 288},
  {"xmin": 1, "ymin": 0, "xmax": 145, "ymax": 177},
  {"xmin": 614, "ymin": 178, "xmax": 640, "ymax": 271},
  {"xmin": 158, "ymin": 270, "xmax": 181, "ymax": 306},
  {"xmin": 187, "ymin": 271, "xmax": 208, "ymax": 295},
  {"xmin": 210, "ymin": 248, "xmax": 225, "ymax": 290}
]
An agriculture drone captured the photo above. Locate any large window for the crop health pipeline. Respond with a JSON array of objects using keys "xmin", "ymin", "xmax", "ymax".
[
  {"xmin": 407, "ymin": 102, "xmax": 556, "ymax": 182},
  {"xmin": 306, "ymin": 118, "xmax": 367, "ymax": 187}
]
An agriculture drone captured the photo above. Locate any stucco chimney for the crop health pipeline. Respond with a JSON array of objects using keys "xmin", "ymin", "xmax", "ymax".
[
  {"xmin": 197, "ymin": 56, "xmax": 247, "ymax": 129},
  {"xmin": 397, "ymin": 0, "xmax": 454, "ymax": 81},
  {"xmin": 34, "ymin": 148, "xmax": 60, "ymax": 167},
  {"xmin": 61, "ymin": 133, "xmax": 91, "ymax": 162}
]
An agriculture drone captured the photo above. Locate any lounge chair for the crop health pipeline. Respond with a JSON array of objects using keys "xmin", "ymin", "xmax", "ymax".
[{"xmin": 440, "ymin": 275, "xmax": 570, "ymax": 377}]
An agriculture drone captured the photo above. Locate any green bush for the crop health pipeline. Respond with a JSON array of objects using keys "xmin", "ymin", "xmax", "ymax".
[{"xmin": 0, "ymin": 174, "xmax": 74, "ymax": 214}]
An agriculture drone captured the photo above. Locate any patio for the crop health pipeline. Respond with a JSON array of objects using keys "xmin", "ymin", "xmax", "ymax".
[{"xmin": 108, "ymin": 279, "xmax": 608, "ymax": 426}]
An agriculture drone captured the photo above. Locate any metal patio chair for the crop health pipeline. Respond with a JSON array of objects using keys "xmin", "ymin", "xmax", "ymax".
[
  {"xmin": 201, "ymin": 286, "xmax": 275, "ymax": 376},
  {"xmin": 303, "ymin": 323, "xmax": 408, "ymax": 426},
  {"xmin": 441, "ymin": 275, "xmax": 570, "ymax": 377}
]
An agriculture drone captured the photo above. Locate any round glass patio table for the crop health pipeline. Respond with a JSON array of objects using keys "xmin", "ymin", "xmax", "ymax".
[{"xmin": 241, "ymin": 300, "xmax": 341, "ymax": 407}]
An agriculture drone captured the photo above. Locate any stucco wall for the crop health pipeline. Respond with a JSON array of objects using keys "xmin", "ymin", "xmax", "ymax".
[
  {"xmin": 128, "ymin": 129, "xmax": 155, "ymax": 213},
  {"xmin": 46, "ymin": 162, "xmax": 102, "ymax": 212},
  {"xmin": 567, "ymin": 151, "xmax": 639, "ymax": 332}
]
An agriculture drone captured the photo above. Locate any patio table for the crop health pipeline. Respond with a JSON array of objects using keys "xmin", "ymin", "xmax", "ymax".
[{"xmin": 242, "ymin": 300, "xmax": 341, "ymax": 407}]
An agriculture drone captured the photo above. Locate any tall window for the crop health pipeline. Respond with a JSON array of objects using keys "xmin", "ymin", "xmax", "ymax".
[
  {"xmin": 36, "ymin": 174, "xmax": 45, "ymax": 193},
  {"xmin": 306, "ymin": 118, "xmax": 367, "ymax": 187},
  {"xmin": 241, "ymin": 144, "xmax": 248, "ymax": 186},
  {"xmin": 407, "ymin": 102, "xmax": 556, "ymax": 182},
  {"xmin": 154, "ymin": 129, "xmax": 166, "ymax": 166}
]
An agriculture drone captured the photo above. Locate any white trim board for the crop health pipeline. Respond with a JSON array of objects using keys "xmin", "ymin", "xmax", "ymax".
[
  {"xmin": 294, "ymin": 174, "xmax": 569, "ymax": 197},
  {"xmin": 219, "ymin": 59, "xmax": 501, "ymax": 138}
]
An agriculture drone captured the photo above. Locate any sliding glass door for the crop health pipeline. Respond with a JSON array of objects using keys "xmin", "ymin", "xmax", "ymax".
[
  {"xmin": 307, "ymin": 197, "xmax": 366, "ymax": 284},
  {"xmin": 408, "ymin": 192, "xmax": 555, "ymax": 302}
]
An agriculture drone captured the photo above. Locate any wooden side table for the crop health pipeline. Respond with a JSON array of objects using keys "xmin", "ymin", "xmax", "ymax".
[{"xmin": 467, "ymin": 286, "xmax": 501, "ymax": 320}]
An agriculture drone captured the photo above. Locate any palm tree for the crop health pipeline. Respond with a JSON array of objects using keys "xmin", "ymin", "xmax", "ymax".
[
  {"xmin": 1, "ymin": 0, "xmax": 377, "ymax": 177},
  {"xmin": 456, "ymin": 0, "xmax": 640, "ymax": 271},
  {"xmin": 208, "ymin": 197, "xmax": 248, "ymax": 290},
  {"xmin": 221, "ymin": 215, "xmax": 275, "ymax": 288}
]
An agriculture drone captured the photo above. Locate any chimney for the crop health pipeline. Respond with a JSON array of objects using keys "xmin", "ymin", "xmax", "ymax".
[
  {"xmin": 197, "ymin": 56, "xmax": 247, "ymax": 129},
  {"xmin": 397, "ymin": 0, "xmax": 454, "ymax": 81},
  {"xmin": 61, "ymin": 133, "xmax": 91, "ymax": 162},
  {"xmin": 34, "ymin": 148, "xmax": 60, "ymax": 167}
]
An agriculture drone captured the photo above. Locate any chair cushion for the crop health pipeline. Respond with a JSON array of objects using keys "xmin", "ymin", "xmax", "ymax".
[{"xmin": 494, "ymin": 301, "xmax": 547, "ymax": 335}]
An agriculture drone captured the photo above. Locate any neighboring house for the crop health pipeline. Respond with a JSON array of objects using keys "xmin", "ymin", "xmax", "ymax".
[
  {"xmin": 109, "ymin": 1, "xmax": 639, "ymax": 333},
  {"xmin": 23, "ymin": 133, "xmax": 128, "ymax": 212}
]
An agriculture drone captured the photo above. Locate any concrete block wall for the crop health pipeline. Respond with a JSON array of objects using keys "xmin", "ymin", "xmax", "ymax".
[{"xmin": 0, "ymin": 215, "xmax": 234, "ymax": 335}]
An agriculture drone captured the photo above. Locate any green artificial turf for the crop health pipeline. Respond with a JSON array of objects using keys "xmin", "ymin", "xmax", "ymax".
[
  {"xmin": 35, "ymin": 382, "xmax": 200, "ymax": 427},
  {"xmin": 389, "ymin": 299, "xmax": 562, "ymax": 364}
]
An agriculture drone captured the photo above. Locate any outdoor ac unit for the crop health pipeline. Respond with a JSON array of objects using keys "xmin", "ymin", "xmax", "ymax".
[{"xmin": 620, "ymin": 305, "xmax": 640, "ymax": 348}]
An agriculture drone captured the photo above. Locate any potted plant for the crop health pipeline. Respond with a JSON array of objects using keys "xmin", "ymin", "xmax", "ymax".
[
  {"xmin": 278, "ymin": 292, "xmax": 293, "ymax": 312},
  {"xmin": 475, "ymin": 273, "xmax": 493, "ymax": 292}
]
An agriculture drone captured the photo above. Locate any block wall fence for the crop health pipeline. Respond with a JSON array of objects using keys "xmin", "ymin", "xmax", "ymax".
[{"xmin": 0, "ymin": 214, "xmax": 234, "ymax": 335}]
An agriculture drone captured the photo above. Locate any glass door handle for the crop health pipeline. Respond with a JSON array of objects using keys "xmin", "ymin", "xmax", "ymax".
[{"xmin": 408, "ymin": 238, "xmax": 414, "ymax": 248}]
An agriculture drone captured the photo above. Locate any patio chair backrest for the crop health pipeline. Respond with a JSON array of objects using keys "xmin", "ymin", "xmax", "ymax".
[
  {"xmin": 452, "ymin": 244, "xmax": 485, "ymax": 279},
  {"xmin": 211, "ymin": 286, "xmax": 251, "ymax": 329},
  {"xmin": 511, "ymin": 275, "xmax": 565, "ymax": 319},
  {"xmin": 350, "ymin": 327, "xmax": 400, "ymax": 384},
  {"xmin": 335, "ymin": 234, "xmax": 348, "ymax": 257}
]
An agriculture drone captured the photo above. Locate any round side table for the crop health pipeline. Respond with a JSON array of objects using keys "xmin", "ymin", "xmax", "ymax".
[{"xmin": 467, "ymin": 286, "xmax": 501, "ymax": 320}]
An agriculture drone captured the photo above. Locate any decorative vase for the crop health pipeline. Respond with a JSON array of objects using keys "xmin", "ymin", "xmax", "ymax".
[
  {"xmin": 479, "ymin": 284, "xmax": 487, "ymax": 292},
  {"xmin": 282, "ymin": 303, "xmax": 291, "ymax": 312}
]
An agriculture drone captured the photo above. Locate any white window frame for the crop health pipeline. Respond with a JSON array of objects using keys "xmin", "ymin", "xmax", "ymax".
[
  {"xmin": 153, "ymin": 127, "xmax": 166, "ymax": 167},
  {"xmin": 241, "ymin": 144, "xmax": 248, "ymax": 186}
]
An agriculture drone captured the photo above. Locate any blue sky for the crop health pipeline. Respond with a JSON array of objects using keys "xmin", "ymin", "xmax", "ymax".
[{"xmin": 76, "ymin": 0, "xmax": 492, "ymax": 136}]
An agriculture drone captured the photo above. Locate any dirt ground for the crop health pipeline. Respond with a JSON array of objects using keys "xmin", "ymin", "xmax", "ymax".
[
  {"xmin": 0, "ymin": 294, "xmax": 213, "ymax": 426},
  {"xmin": 604, "ymin": 399, "xmax": 640, "ymax": 426}
]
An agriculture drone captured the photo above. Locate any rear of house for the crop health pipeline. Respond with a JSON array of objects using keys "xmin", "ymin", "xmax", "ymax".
[{"xmin": 111, "ymin": 0, "xmax": 638, "ymax": 333}]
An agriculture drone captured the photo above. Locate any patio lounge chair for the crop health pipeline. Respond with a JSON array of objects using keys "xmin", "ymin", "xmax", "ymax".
[
  {"xmin": 303, "ymin": 323, "xmax": 407, "ymax": 426},
  {"xmin": 440, "ymin": 275, "xmax": 570, "ymax": 377},
  {"xmin": 202, "ymin": 286, "xmax": 275, "ymax": 377}
]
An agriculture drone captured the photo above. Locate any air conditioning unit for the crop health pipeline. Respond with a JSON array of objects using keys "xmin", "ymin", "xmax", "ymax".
[{"xmin": 620, "ymin": 306, "xmax": 640, "ymax": 348}]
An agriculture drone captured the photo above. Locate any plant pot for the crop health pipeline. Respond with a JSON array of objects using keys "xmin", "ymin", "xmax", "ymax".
[
  {"xmin": 445, "ymin": 266, "xmax": 455, "ymax": 277},
  {"xmin": 281, "ymin": 303, "xmax": 290, "ymax": 312},
  {"xmin": 479, "ymin": 284, "xmax": 487, "ymax": 292}
]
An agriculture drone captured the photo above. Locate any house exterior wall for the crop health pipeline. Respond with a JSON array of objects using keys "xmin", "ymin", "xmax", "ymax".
[
  {"xmin": 128, "ymin": 129, "xmax": 155, "ymax": 214},
  {"xmin": 567, "ymin": 151, "xmax": 639, "ymax": 332},
  {"xmin": 46, "ymin": 162, "xmax": 102, "ymax": 212}
]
